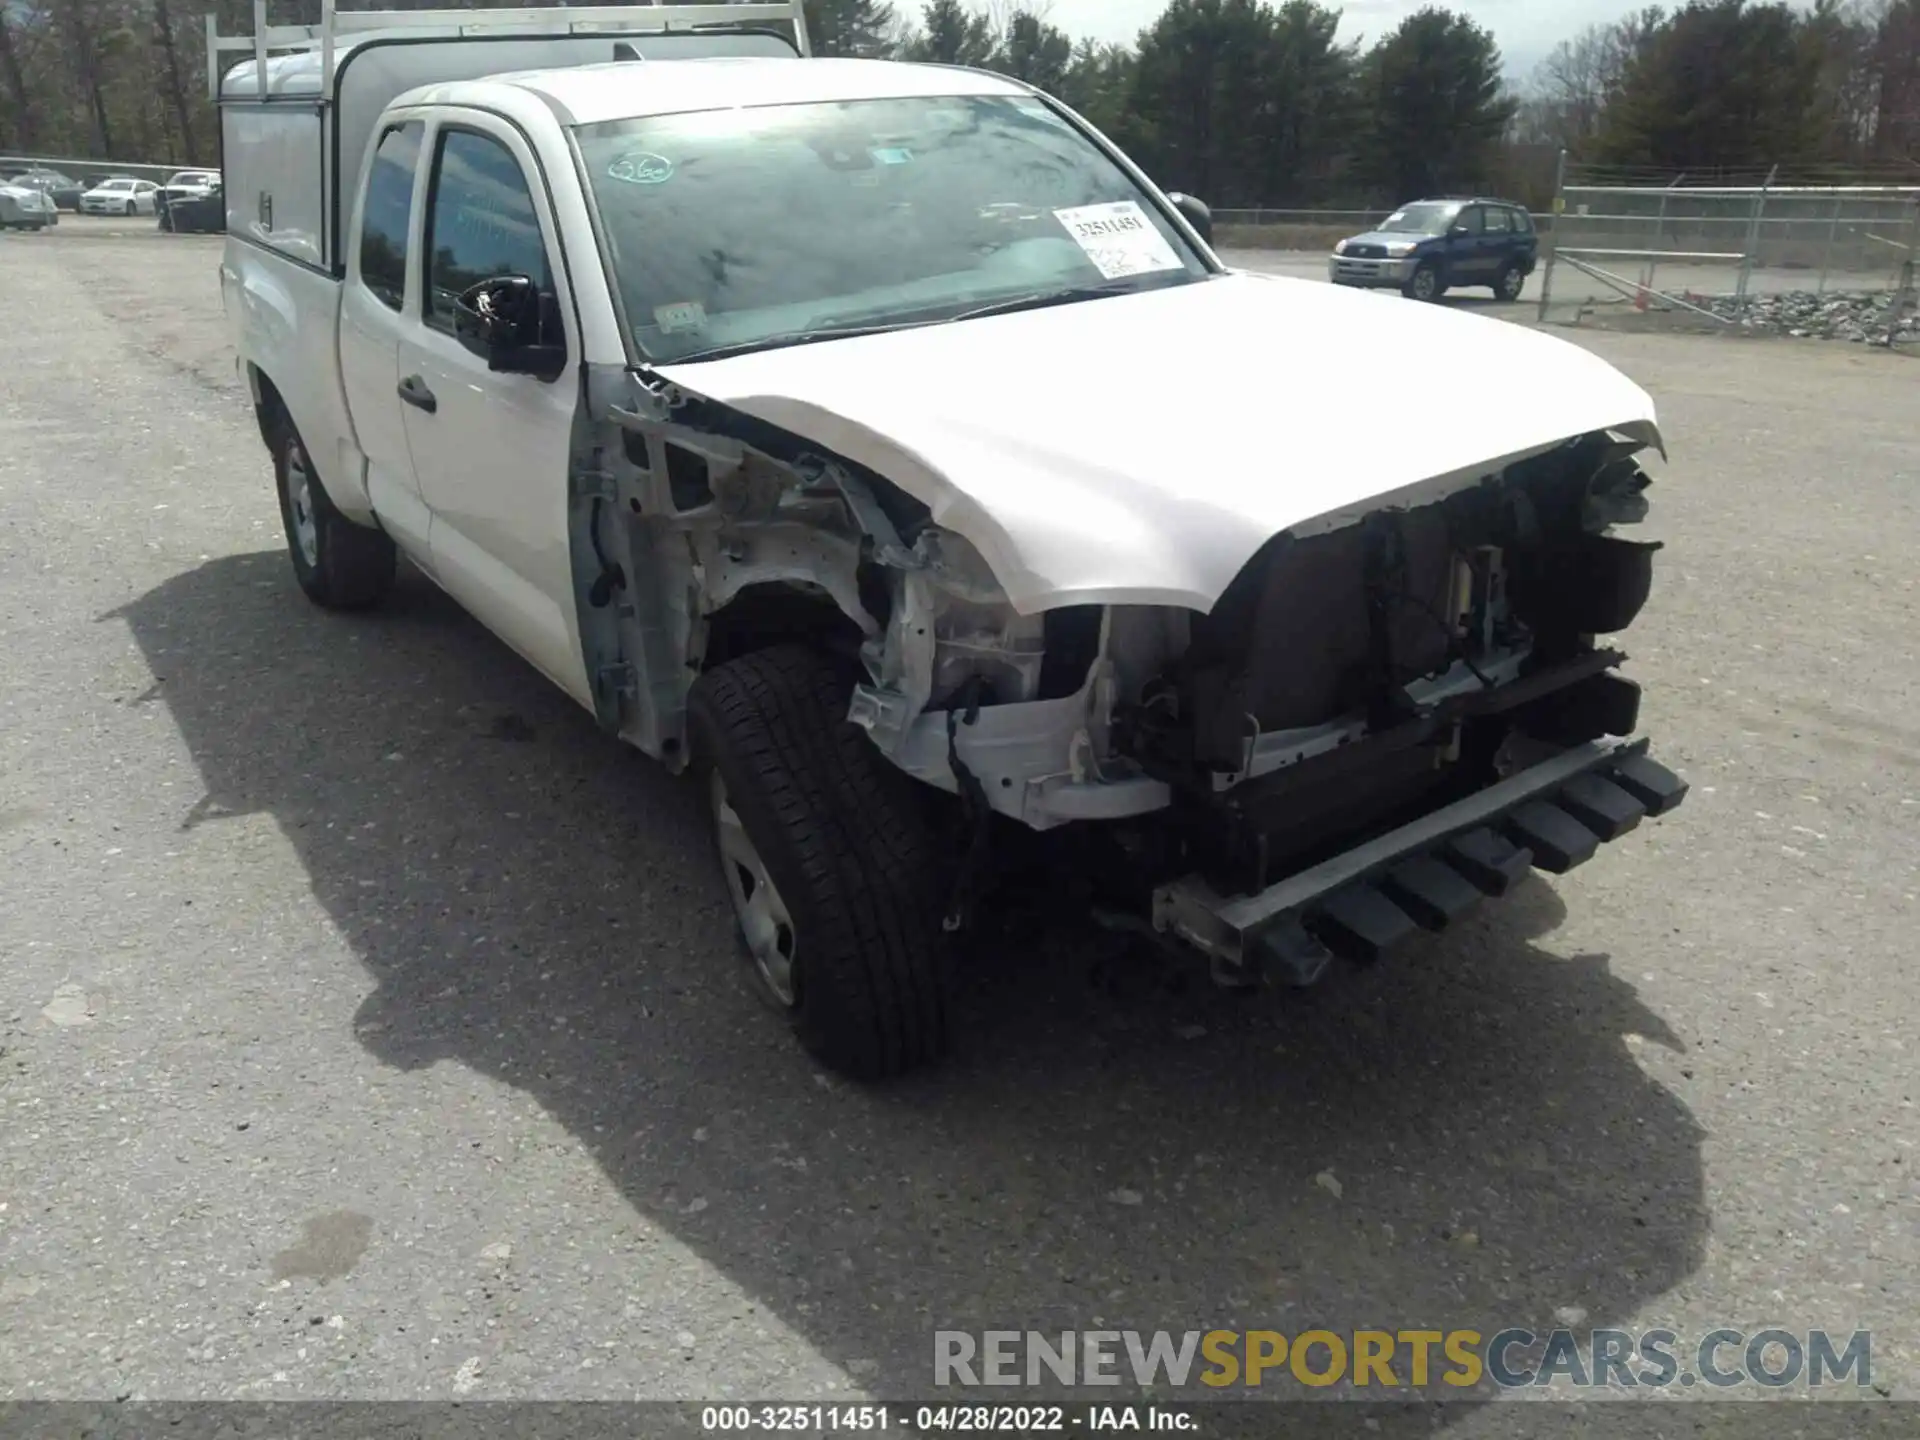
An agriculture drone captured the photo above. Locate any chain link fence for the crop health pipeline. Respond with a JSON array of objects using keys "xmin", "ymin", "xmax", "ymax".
[
  {"xmin": 1537, "ymin": 161, "xmax": 1920, "ymax": 346},
  {"xmin": 1211, "ymin": 208, "xmax": 1396, "ymax": 252},
  {"xmin": 1, "ymin": 153, "xmax": 182, "ymax": 186}
]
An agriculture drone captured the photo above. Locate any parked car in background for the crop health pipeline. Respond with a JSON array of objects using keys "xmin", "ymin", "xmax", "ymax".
[
  {"xmin": 1330, "ymin": 198, "xmax": 1538, "ymax": 303},
  {"xmin": 156, "ymin": 169, "xmax": 221, "ymax": 231},
  {"xmin": 0, "ymin": 179, "xmax": 58, "ymax": 230},
  {"xmin": 7, "ymin": 169, "xmax": 83, "ymax": 210},
  {"xmin": 80, "ymin": 177, "xmax": 161, "ymax": 216},
  {"xmin": 160, "ymin": 177, "xmax": 224, "ymax": 233}
]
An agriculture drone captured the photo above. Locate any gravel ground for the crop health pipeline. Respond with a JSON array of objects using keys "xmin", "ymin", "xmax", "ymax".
[
  {"xmin": 1699, "ymin": 290, "xmax": 1920, "ymax": 346},
  {"xmin": 1, "ymin": 226, "xmax": 1917, "ymax": 1429}
]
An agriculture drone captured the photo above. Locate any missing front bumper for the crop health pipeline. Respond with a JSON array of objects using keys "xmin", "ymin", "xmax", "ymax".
[{"xmin": 1152, "ymin": 736, "xmax": 1687, "ymax": 985}]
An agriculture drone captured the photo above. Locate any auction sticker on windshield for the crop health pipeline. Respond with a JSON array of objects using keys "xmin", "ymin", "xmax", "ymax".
[
  {"xmin": 1053, "ymin": 201, "xmax": 1183, "ymax": 280},
  {"xmin": 653, "ymin": 301, "xmax": 707, "ymax": 334}
]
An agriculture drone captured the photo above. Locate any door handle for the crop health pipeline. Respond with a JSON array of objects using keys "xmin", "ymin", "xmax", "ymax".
[{"xmin": 398, "ymin": 374, "xmax": 437, "ymax": 414}]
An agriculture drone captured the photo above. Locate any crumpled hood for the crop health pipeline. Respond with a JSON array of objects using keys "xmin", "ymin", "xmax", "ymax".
[{"xmin": 656, "ymin": 271, "xmax": 1662, "ymax": 615}]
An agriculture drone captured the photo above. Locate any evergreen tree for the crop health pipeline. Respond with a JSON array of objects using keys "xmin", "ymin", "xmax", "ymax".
[
  {"xmin": 1127, "ymin": 0, "xmax": 1288, "ymax": 204},
  {"xmin": 997, "ymin": 9, "xmax": 1073, "ymax": 93},
  {"xmin": 1357, "ymin": 7, "xmax": 1515, "ymax": 202},
  {"xmin": 804, "ymin": 0, "xmax": 901, "ymax": 59},
  {"xmin": 1594, "ymin": 0, "xmax": 1826, "ymax": 171},
  {"xmin": 1058, "ymin": 40, "xmax": 1137, "ymax": 140},
  {"xmin": 902, "ymin": 0, "xmax": 997, "ymax": 66}
]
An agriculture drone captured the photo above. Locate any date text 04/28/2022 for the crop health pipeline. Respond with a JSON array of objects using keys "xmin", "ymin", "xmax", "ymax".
[{"xmin": 700, "ymin": 1404, "xmax": 1196, "ymax": 1432}]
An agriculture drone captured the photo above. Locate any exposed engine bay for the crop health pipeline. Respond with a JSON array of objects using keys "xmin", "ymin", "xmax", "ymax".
[{"xmin": 572, "ymin": 361, "xmax": 1685, "ymax": 974}]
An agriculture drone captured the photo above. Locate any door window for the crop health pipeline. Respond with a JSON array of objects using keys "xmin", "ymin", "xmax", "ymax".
[
  {"xmin": 422, "ymin": 128, "xmax": 557, "ymax": 339},
  {"xmin": 360, "ymin": 121, "xmax": 422, "ymax": 312},
  {"xmin": 1482, "ymin": 206, "xmax": 1512, "ymax": 233},
  {"xmin": 1456, "ymin": 206, "xmax": 1485, "ymax": 234}
]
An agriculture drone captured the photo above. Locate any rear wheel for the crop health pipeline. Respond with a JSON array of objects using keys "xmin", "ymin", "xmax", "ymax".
[
  {"xmin": 270, "ymin": 415, "xmax": 396, "ymax": 610},
  {"xmin": 1403, "ymin": 261, "xmax": 1443, "ymax": 302},
  {"xmin": 1495, "ymin": 261, "xmax": 1526, "ymax": 302},
  {"xmin": 689, "ymin": 644, "xmax": 949, "ymax": 1080}
]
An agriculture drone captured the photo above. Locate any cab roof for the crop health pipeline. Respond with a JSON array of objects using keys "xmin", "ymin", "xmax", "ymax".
[{"xmin": 414, "ymin": 57, "xmax": 1031, "ymax": 127}]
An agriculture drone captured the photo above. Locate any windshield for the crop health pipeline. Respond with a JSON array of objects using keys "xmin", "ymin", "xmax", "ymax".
[
  {"xmin": 1379, "ymin": 202, "xmax": 1460, "ymax": 236},
  {"xmin": 576, "ymin": 94, "xmax": 1210, "ymax": 363}
]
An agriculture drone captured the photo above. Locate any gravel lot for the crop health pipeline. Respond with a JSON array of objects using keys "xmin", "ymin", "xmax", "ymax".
[{"xmin": 2, "ymin": 222, "xmax": 1917, "ymax": 1428}]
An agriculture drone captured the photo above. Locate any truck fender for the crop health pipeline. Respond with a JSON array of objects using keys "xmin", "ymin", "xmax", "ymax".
[{"xmin": 224, "ymin": 255, "xmax": 376, "ymax": 522}]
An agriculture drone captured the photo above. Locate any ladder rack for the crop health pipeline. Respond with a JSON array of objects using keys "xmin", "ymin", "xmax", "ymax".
[{"xmin": 206, "ymin": 0, "xmax": 812, "ymax": 100}]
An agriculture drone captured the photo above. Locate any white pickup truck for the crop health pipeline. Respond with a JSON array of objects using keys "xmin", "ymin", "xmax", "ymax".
[{"xmin": 215, "ymin": 2, "xmax": 1688, "ymax": 1079}]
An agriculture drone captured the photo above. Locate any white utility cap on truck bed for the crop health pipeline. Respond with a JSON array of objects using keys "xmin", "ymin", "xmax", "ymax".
[
  {"xmin": 208, "ymin": 1, "xmax": 812, "ymax": 99},
  {"xmin": 210, "ymin": 1, "xmax": 808, "ymax": 273}
]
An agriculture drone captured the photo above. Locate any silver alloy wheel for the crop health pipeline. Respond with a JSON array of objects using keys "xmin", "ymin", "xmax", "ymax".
[
  {"xmin": 1411, "ymin": 266, "xmax": 1438, "ymax": 301},
  {"xmin": 711, "ymin": 770, "xmax": 798, "ymax": 1006},
  {"xmin": 286, "ymin": 441, "xmax": 321, "ymax": 569},
  {"xmin": 1499, "ymin": 266, "xmax": 1525, "ymax": 301}
]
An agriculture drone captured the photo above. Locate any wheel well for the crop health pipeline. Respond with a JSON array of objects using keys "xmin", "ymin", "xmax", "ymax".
[
  {"xmin": 702, "ymin": 584, "xmax": 866, "ymax": 675},
  {"xmin": 249, "ymin": 366, "xmax": 288, "ymax": 450}
]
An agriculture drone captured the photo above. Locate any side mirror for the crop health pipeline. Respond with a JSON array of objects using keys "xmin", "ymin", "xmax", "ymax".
[
  {"xmin": 1448, "ymin": 224, "xmax": 1471, "ymax": 238},
  {"xmin": 1168, "ymin": 192, "xmax": 1213, "ymax": 246},
  {"xmin": 453, "ymin": 275, "xmax": 565, "ymax": 379}
]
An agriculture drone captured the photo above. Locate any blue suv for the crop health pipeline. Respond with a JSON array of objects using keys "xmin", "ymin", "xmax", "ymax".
[{"xmin": 1329, "ymin": 198, "xmax": 1538, "ymax": 303}]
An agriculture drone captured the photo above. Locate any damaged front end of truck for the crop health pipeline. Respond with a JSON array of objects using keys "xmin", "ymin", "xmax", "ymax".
[{"xmin": 567, "ymin": 355, "xmax": 1688, "ymax": 991}]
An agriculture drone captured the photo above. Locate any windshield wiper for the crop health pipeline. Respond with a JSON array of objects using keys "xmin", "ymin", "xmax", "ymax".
[
  {"xmin": 663, "ymin": 275, "xmax": 1203, "ymax": 365},
  {"xmin": 665, "ymin": 321, "xmax": 932, "ymax": 365},
  {"xmin": 949, "ymin": 275, "xmax": 1200, "ymax": 323}
]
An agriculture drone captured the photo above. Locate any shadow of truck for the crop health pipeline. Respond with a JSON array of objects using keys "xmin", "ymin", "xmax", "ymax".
[{"xmin": 109, "ymin": 551, "xmax": 1709, "ymax": 1420}]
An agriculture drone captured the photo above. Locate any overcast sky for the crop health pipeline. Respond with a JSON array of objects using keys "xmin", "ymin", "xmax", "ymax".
[{"xmin": 1041, "ymin": 0, "xmax": 1639, "ymax": 77}]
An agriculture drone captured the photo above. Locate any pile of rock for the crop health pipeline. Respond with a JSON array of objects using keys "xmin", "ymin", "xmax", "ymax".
[{"xmin": 1687, "ymin": 289, "xmax": 1919, "ymax": 346}]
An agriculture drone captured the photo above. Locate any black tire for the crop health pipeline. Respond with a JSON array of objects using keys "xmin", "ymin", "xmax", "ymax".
[
  {"xmin": 688, "ymin": 645, "xmax": 949, "ymax": 1080},
  {"xmin": 1495, "ymin": 261, "xmax": 1526, "ymax": 302},
  {"xmin": 269, "ymin": 412, "xmax": 396, "ymax": 610},
  {"xmin": 122, "ymin": 200, "xmax": 134, "ymax": 217},
  {"xmin": 1402, "ymin": 261, "xmax": 1444, "ymax": 302}
]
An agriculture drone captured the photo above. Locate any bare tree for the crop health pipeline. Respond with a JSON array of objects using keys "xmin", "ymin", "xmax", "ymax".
[
  {"xmin": 0, "ymin": 6, "xmax": 41, "ymax": 150},
  {"xmin": 152, "ymin": 0, "xmax": 199, "ymax": 161},
  {"xmin": 1870, "ymin": 0, "xmax": 1920, "ymax": 158},
  {"xmin": 59, "ymin": 0, "xmax": 117, "ymax": 156},
  {"xmin": 1522, "ymin": 15, "xmax": 1651, "ymax": 151}
]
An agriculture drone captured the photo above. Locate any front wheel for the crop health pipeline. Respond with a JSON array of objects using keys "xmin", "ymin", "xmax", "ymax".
[
  {"xmin": 1495, "ymin": 261, "xmax": 1527, "ymax": 302},
  {"xmin": 1403, "ymin": 261, "xmax": 1444, "ymax": 302},
  {"xmin": 689, "ymin": 645, "xmax": 949, "ymax": 1080},
  {"xmin": 271, "ymin": 417, "xmax": 396, "ymax": 610}
]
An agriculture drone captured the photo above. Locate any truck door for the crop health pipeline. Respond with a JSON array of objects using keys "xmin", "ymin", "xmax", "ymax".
[
  {"xmin": 339, "ymin": 118, "xmax": 434, "ymax": 566},
  {"xmin": 395, "ymin": 114, "xmax": 591, "ymax": 709}
]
